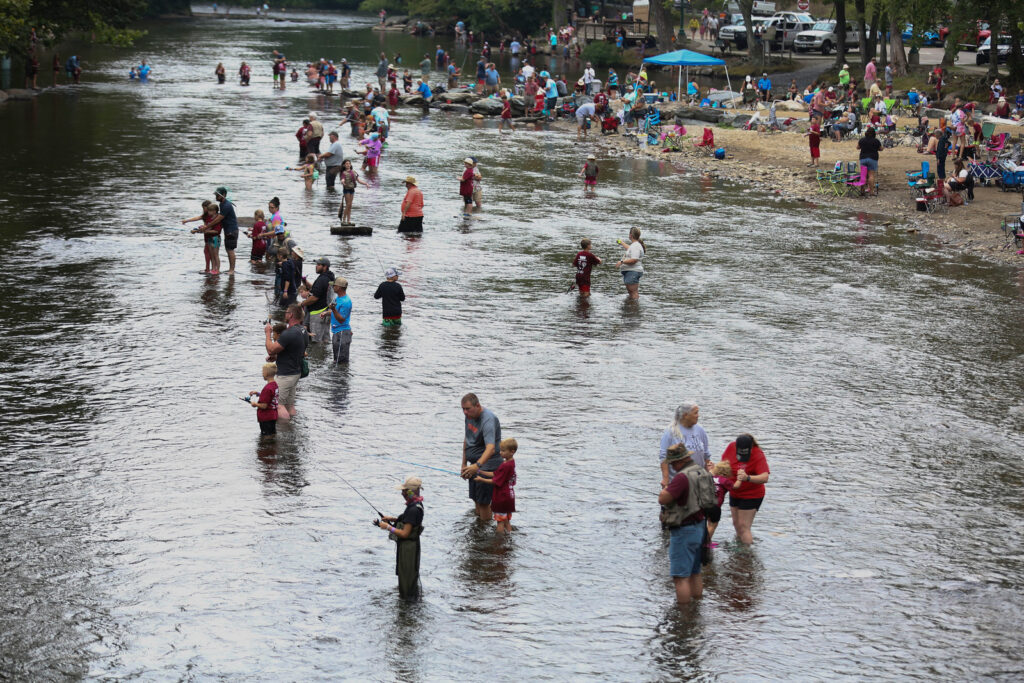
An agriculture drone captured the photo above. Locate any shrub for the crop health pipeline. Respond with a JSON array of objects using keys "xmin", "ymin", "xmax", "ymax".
[{"xmin": 581, "ymin": 40, "xmax": 625, "ymax": 68}]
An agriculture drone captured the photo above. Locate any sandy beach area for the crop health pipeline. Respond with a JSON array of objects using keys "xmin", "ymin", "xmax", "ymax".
[{"xmin": 582, "ymin": 115, "xmax": 1024, "ymax": 265}]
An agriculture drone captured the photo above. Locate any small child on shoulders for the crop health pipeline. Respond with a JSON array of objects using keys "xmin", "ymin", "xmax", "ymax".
[
  {"xmin": 474, "ymin": 437, "xmax": 517, "ymax": 533},
  {"xmin": 248, "ymin": 362, "xmax": 279, "ymax": 437}
]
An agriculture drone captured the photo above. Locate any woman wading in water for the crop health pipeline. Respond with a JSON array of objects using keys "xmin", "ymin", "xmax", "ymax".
[{"xmin": 616, "ymin": 227, "xmax": 645, "ymax": 299}]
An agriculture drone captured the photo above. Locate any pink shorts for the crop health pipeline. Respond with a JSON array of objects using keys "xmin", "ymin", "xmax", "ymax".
[
  {"xmin": 366, "ymin": 156, "xmax": 379, "ymax": 167},
  {"xmin": 494, "ymin": 512, "xmax": 512, "ymax": 522},
  {"xmin": 584, "ymin": 178, "xmax": 597, "ymax": 186}
]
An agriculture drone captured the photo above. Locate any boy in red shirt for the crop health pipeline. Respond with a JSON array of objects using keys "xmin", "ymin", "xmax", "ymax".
[
  {"xmin": 474, "ymin": 437, "xmax": 517, "ymax": 533},
  {"xmin": 248, "ymin": 363, "xmax": 279, "ymax": 437},
  {"xmin": 571, "ymin": 238, "xmax": 602, "ymax": 298},
  {"xmin": 498, "ymin": 94, "xmax": 515, "ymax": 132}
]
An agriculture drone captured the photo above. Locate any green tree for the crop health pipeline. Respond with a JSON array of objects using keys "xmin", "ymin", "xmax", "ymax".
[
  {"xmin": 648, "ymin": 0, "xmax": 674, "ymax": 52},
  {"xmin": 0, "ymin": 0, "xmax": 31, "ymax": 56}
]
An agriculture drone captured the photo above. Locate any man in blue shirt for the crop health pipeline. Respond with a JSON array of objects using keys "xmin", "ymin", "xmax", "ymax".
[
  {"xmin": 484, "ymin": 64, "xmax": 499, "ymax": 94},
  {"xmin": 416, "ymin": 78, "xmax": 432, "ymax": 101},
  {"xmin": 326, "ymin": 278, "xmax": 353, "ymax": 364},
  {"xmin": 509, "ymin": 39, "xmax": 520, "ymax": 55},
  {"xmin": 447, "ymin": 61, "xmax": 457, "ymax": 89},
  {"xmin": 757, "ymin": 72, "xmax": 772, "ymax": 102},
  {"xmin": 542, "ymin": 70, "xmax": 558, "ymax": 116}
]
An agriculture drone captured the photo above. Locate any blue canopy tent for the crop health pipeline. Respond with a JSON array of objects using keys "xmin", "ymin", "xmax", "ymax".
[{"xmin": 642, "ymin": 49, "xmax": 731, "ymax": 103}]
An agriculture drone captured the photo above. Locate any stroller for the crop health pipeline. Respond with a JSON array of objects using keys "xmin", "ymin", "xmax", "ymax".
[{"xmin": 601, "ymin": 115, "xmax": 619, "ymax": 134}]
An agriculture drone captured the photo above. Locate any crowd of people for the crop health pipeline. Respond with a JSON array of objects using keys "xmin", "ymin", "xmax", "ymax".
[{"xmin": 170, "ymin": 32, "xmax": 778, "ymax": 603}]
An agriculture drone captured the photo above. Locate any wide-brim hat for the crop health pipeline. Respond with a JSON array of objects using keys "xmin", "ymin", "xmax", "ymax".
[{"xmin": 395, "ymin": 476, "xmax": 422, "ymax": 491}]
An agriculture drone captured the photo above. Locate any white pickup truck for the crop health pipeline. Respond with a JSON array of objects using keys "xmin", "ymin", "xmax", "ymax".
[{"xmin": 794, "ymin": 20, "xmax": 861, "ymax": 55}]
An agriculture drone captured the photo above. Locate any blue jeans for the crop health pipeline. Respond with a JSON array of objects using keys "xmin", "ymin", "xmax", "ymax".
[{"xmin": 669, "ymin": 522, "xmax": 704, "ymax": 578}]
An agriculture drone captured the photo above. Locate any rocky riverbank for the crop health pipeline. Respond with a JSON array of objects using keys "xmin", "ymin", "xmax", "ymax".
[{"xmin": 581, "ymin": 107, "xmax": 1024, "ymax": 266}]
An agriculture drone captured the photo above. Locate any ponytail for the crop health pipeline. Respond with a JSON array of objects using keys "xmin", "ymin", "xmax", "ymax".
[
  {"xmin": 269, "ymin": 196, "xmax": 281, "ymax": 210},
  {"xmin": 630, "ymin": 226, "xmax": 646, "ymax": 254}
]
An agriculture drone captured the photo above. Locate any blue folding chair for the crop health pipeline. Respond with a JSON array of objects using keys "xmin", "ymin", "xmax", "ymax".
[{"xmin": 906, "ymin": 160, "xmax": 929, "ymax": 186}]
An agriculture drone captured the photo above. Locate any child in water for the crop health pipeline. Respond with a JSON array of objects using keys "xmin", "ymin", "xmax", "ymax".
[
  {"xmin": 287, "ymin": 153, "xmax": 319, "ymax": 190},
  {"xmin": 182, "ymin": 200, "xmax": 221, "ymax": 274},
  {"xmin": 248, "ymin": 209, "xmax": 267, "ymax": 262},
  {"xmin": 572, "ymin": 238, "xmax": 602, "ymax": 297},
  {"xmin": 473, "ymin": 437, "xmax": 517, "ymax": 533},
  {"xmin": 248, "ymin": 362, "xmax": 279, "ymax": 437},
  {"xmin": 579, "ymin": 154, "xmax": 599, "ymax": 195},
  {"xmin": 338, "ymin": 159, "xmax": 370, "ymax": 226},
  {"xmin": 706, "ymin": 460, "xmax": 735, "ymax": 549}
]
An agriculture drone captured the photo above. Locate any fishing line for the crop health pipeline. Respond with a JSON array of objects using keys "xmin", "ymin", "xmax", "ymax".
[{"xmin": 377, "ymin": 455, "xmax": 462, "ymax": 476}]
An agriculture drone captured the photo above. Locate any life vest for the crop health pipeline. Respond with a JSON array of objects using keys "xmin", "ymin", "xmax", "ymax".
[{"xmin": 660, "ymin": 461, "xmax": 717, "ymax": 528}]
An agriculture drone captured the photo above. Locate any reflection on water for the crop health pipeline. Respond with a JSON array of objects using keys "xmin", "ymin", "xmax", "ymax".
[{"xmin": 1, "ymin": 8, "xmax": 1023, "ymax": 681}]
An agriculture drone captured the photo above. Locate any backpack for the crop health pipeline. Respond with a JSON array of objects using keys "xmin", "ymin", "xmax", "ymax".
[{"xmin": 660, "ymin": 461, "xmax": 717, "ymax": 528}]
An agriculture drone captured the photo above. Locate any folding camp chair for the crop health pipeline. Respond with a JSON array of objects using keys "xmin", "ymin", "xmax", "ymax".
[
  {"xmin": 980, "ymin": 121, "xmax": 996, "ymax": 141},
  {"xmin": 846, "ymin": 166, "xmax": 869, "ymax": 197},
  {"xmin": 644, "ymin": 108, "xmax": 662, "ymax": 137},
  {"xmin": 906, "ymin": 161, "xmax": 930, "ymax": 186},
  {"xmin": 987, "ymin": 133, "xmax": 1008, "ymax": 158},
  {"xmin": 692, "ymin": 128, "xmax": 714, "ymax": 156},
  {"xmin": 1001, "ymin": 214, "xmax": 1024, "ymax": 250}
]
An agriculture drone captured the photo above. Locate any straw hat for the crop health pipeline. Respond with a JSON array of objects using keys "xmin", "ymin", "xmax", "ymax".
[{"xmin": 404, "ymin": 175, "xmax": 417, "ymax": 185}]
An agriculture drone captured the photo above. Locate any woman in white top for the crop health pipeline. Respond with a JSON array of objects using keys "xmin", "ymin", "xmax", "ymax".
[{"xmin": 616, "ymin": 226, "xmax": 645, "ymax": 299}]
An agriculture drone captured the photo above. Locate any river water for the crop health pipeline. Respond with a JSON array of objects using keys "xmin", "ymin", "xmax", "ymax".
[{"xmin": 2, "ymin": 9, "xmax": 1024, "ymax": 681}]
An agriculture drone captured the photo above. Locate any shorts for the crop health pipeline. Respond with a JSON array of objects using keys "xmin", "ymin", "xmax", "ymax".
[
  {"xmin": 468, "ymin": 476, "xmax": 493, "ymax": 505},
  {"xmin": 398, "ymin": 216, "xmax": 423, "ymax": 233},
  {"xmin": 277, "ymin": 372, "xmax": 300, "ymax": 407},
  {"xmin": 584, "ymin": 178, "xmax": 597, "ymax": 186},
  {"xmin": 462, "ymin": 194, "xmax": 474, "ymax": 205},
  {"xmin": 577, "ymin": 116, "xmax": 590, "ymax": 128},
  {"xmin": 577, "ymin": 284, "xmax": 590, "ymax": 293},
  {"xmin": 494, "ymin": 512, "xmax": 512, "ymax": 522},
  {"xmin": 208, "ymin": 235, "xmax": 222, "ymax": 248},
  {"xmin": 366, "ymin": 156, "xmax": 379, "ymax": 168},
  {"xmin": 382, "ymin": 317, "xmax": 402, "ymax": 326},
  {"xmin": 259, "ymin": 420, "xmax": 277, "ymax": 436},
  {"xmin": 729, "ymin": 495, "xmax": 763, "ymax": 511},
  {"xmin": 810, "ymin": 146, "xmax": 820, "ymax": 159},
  {"xmin": 546, "ymin": 96, "xmax": 557, "ymax": 111},
  {"xmin": 859, "ymin": 157, "xmax": 878, "ymax": 171},
  {"xmin": 955, "ymin": 124, "xmax": 966, "ymax": 136},
  {"xmin": 343, "ymin": 188, "xmax": 355, "ymax": 195},
  {"xmin": 621, "ymin": 270, "xmax": 642, "ymax": 285},
  {"xmin": 705, "ymin": 506, "xmax": 722, "ymax": 523},
  {"xmin": 274, "ymin": 72, "xmax": 280, "ymax": 81},
  {"xmin": 224, "ymin": 231, "xmax": 238, "ymax": 251},
  {"xmin": 669, "ymin": 521, "xmax": 704, "ymax": 578}
]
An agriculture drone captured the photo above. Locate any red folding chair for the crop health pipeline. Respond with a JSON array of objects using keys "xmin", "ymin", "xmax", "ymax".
[{"xmin": 693, "ymin": 127, "xmax": 715, "ymax": 156}]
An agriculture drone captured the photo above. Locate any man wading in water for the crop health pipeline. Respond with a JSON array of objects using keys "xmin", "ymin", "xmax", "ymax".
[
  {"xmin": 376, "ymin": 476, "xmax": 424, "ymax": 599},
  {"xmin": 206, "ymin": 187, "xmax": 239, "ymax": 274},
  {"xmin": 460, "ymin": 393, "xmax": 501, "ymax": 522}
]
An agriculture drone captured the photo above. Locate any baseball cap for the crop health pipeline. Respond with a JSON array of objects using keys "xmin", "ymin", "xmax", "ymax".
[
  {"xmin": 385, "ymin": 267, "xmax": 400, "ymax": 278},
  {"xmin": 215, "ymin": 186, "xmax": 228, "ymax": 198},
  {"xmin": 330, "ymin": 277, "xmax": 348, "ymax": 288},
  {"xmin": 315, "ymin": 257, "xmax": 330, "ymax": 267},
  {"xmin": 395, "ymin": 476, "xmax": 422, "ymax": 491},
  {"xmin": 735, "ymin": 435, "xmax": 754, "ymax": 462}
]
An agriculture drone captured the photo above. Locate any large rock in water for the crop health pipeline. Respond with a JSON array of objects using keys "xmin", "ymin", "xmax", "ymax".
[
  {"xmin": 774, "ymin": 99, "xmax": 807, "ymax": 112},
  {"xmin": 470, "ymin": 97, "xmax": 504, "ymax": 115},
  {"xmin": 444, "ymin": 90, "xmax": 478, "ymax": 104},
  {"xmin": 510, "ymin": 96, "xmax": 527, "ymax": 115},
  {"xmin": 439, "ymin": 103, "xmax": 470, "ymax": 114},
  {"xmin": 4, "ymin": 89, "xmax": 38, "ymax": 100},
  {"xmin": 402, "ymin": 94, "xmax": 425, "ymax": 106},
  {"xmin": 663, "ymin": 105, "xmax": 726, "ymax": 123}
]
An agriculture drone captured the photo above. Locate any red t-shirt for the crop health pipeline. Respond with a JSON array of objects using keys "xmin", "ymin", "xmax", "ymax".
[
  {"xmin": 720, "ymin": 441, "xmax": 769, "ymax": 499},
  {"xmin": 573, "ymin": 250, "xmax": 599, "ymax": 283},
  {"xmin": 460, "ymin": 167, "xmax": 474, "ymax": 196},
  {"xmin": 491, "ymin": 459, "xmax": 516, "ymax": 513},
  {"xmin": 501, "ymin": 100, "xmax": 512, "ymax": 118},
  {"xmin": 256, "ymin": 381, "xmax": 278, "ymax": 422}
]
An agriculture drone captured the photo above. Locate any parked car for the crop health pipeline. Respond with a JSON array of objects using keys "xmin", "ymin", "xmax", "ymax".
[
  {"xmin": 901, "ymin": 24, "xmax": 944, "ymax": 47},
  {"xmin": 795, "ymin": 20, "xmax": 860, "ymax": 55},
  {"xmin": 760, "ymin": 13, "xmax": 815, "ymax": 50},
  {"xmin": 976, "ymin": 35, "xmax": 1020, "ymax": 65},
  {"xmin": 719, "ymin": 17, "xmax": 768, "ymax": 49}
]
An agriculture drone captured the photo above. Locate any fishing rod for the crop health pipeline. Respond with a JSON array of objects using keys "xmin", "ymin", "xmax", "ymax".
[
  {"xmin": 377, "ymin": 455, "xmax": 463, "ymax": 476},
  {"xmin": 334, "ymin": 472, "xmax": 388, "ymax": 518}
]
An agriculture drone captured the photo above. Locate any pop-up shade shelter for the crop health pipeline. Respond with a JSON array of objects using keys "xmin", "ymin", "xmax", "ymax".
[{"xmin": 642, "ymin": 49, "xmax": 731, "ymax": 101}]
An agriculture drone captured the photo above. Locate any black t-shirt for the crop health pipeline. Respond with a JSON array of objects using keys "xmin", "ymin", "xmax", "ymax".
[
  {"xmin": 858, "ymin": 136, "xmax": 881, "ymax": 161},
  {"xmin": 218, "ymin": 199, "xmax": 238, "ymax": 235},
  {"xmin": 309, "ymin": 271, "xmax": 333, "ymax": 311},
  {"xmin": 275, "ymin": 324, "xmax": 307, "ymax": 376},
  {"xmin": 373, "ymin": 280, "xmax": 405, "ymax": 318},
  {"xmin": 397, "ymin": 501, "xmax": 424, "ymax": 529},
  {"xmin": 935, "ymin": 135, "xmax": 949, "ymax": 162}
]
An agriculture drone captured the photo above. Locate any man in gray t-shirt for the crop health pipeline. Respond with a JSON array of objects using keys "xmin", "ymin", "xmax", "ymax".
[
  {"xmin": 460, "ymin": 392, "xmax": 501, "ymax": 521},
  {"xmin": 318, "ymin": 131, "xmax": 344, "ymax": 188}
]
